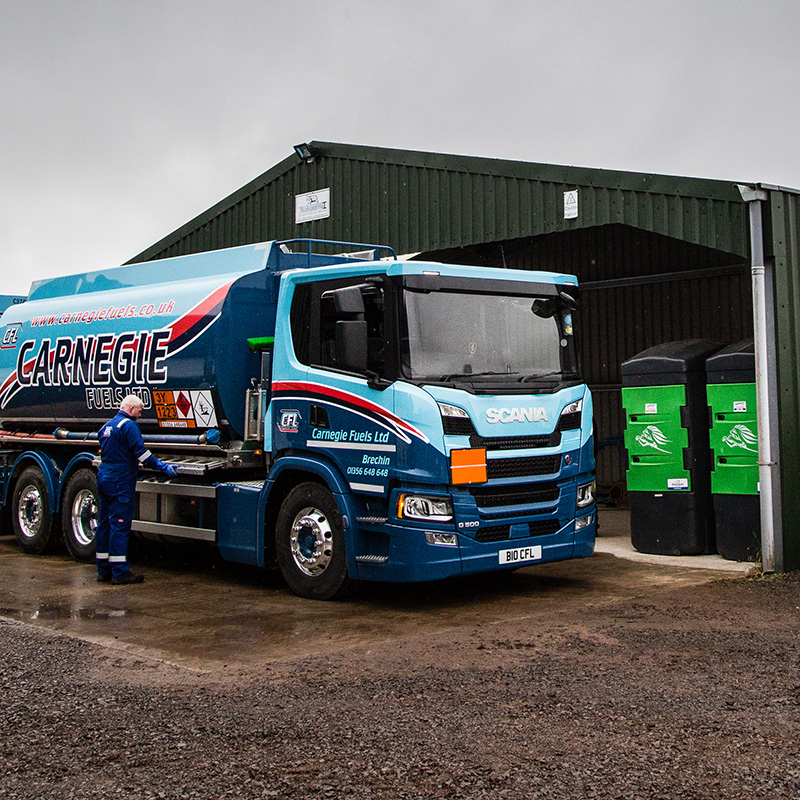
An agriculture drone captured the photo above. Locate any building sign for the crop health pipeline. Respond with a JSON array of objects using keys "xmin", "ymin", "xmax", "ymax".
[
  {"xmin": 564, "ymin": 190, "xmax": 578, "ymax": 219},
  {"xmin": 295, "ymin": 188, "xmax": 331, "ymax": 224}
]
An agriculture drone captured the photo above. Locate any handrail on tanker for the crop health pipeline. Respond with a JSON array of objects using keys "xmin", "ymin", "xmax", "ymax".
[
  {"xmin": 273, "ymin": 238, "xmax": 397, "ymax": 269},
  {"xmin": 52, "ymin": 427, "xmax": 221, "ymax": 445}
]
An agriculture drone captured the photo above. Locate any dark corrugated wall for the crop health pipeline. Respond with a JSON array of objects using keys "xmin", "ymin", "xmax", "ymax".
[{"xmin": 582, "ymin": 270, "xmax": 753, "ymax": 491}]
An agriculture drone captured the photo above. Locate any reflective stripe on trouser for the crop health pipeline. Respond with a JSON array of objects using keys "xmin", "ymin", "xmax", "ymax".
[{"xmin": 96, "ymin": 474, "xmax": 136, "ymax": 580}]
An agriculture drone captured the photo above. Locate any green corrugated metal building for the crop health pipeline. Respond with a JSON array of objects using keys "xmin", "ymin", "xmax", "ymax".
[{"xmin": 129, "ymin": 142, "xmax": 799, "ymax": 571}]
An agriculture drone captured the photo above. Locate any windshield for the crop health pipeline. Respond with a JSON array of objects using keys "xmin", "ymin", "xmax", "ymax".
[{"xmin": 401, "ymin": 289, "xmax": 567, "ymax": 383}]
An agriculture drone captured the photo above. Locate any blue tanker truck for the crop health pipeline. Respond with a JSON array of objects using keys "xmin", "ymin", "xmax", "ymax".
[{"xmin": 0, "ymin": 239, "xmax": 596, "ymax": 599}]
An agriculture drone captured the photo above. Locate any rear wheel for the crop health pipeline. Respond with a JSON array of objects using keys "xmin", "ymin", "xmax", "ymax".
[
  {"xmin": 12, "ymin": 466, "xmax": 58, "ymax": 555},
  {"xmin": 61, "ymin": 469, "xmax": 98, "ymax": 563},
  {"xmin": 275, "ymin": 482, "xmax": 351, "ymax": 600}
]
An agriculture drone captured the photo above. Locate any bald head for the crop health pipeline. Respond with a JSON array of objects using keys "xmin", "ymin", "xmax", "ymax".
[{"xmin": 120, "ymin": 394, "xmax": 144, "ymax": 419}]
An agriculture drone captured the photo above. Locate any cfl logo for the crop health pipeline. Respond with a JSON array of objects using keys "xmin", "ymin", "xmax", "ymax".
[
  {"xmin": 278, "ymin": 409, "xmax": 301, "ymax": 433},
  {"xmin": 1, "ymin": 327, "xmax": 19, "ymax": 347}
]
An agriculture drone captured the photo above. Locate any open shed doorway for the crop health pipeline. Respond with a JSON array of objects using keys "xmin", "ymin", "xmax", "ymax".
[{"xmin": 417, "ymin": 222, "xmax": 753, "ymax": 502}]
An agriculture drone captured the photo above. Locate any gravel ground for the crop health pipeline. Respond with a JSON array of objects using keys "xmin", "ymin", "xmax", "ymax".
[{"xmin": 2, "ymin": 571, "xmax": 799, "ymax": 800}]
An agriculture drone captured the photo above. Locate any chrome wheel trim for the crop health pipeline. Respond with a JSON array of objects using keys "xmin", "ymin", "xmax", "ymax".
[
  {"xmin": 70, "ymin": 488, "xmax": 97, "ymax": 547},
  {"xmin": 17, "ymin": 484, "xmax": 42, "ymax": 540},
  {"xmin": 289, "ymin": 506, "xmax": 334, "ymax": 576}
]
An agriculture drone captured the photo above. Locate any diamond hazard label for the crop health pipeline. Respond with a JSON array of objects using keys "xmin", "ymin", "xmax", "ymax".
[
  {"xmin": 175, "ymin": 391, "xmax": 192, "ymax": 418},
  {"xmin": 191, "ymin": 391, "xmax": 217, "ymax": 427},
  {"xmin": 153, "ymin": 389, "xmax": 217, "ymax": 429}
]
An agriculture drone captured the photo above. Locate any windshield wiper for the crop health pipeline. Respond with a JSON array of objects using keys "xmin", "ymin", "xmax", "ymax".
[
  {"xmin": 519, "ymin": 371, "xmax": 564, "ymax": 383},
  {"xmin": 440, "ymin": 371, "xmax": 520, "ymax": 381}
]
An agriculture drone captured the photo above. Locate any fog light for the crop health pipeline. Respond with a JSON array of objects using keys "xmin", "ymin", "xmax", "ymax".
[
  {"xmin": 425, "ymin": 532, "xmax": 458, "ymax": 546},
  {"xmin": 575, "ymin": 513, "xmax": 594, "ymax": 530}
]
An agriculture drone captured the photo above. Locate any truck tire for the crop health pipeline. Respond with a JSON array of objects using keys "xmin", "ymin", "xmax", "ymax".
[
  {"xmin": 275, "ymin": 482, "xmax": 351, "ymax": 600},
  {"xmin": 61, "ymin": 469, "xmax": 98, "ymax": 563},
  {"xmin": 12, "ymin": 466, "xmax": 58, "ymax": 555}
]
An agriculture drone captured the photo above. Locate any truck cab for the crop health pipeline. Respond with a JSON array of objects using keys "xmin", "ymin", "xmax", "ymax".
[{"xmin": 259, "ymin": 249, "xmax": 595, "ymax": 598}]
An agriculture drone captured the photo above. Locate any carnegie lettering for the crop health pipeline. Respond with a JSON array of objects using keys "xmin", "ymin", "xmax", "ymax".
[{"xmin": 16, "ymin": 331, "xmax": 170, "ymax": 388}]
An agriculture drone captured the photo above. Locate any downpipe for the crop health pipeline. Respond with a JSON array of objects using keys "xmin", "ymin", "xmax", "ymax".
[{"xmin": 738, "ymin": 185, "xmax": 781, "ymax": 572}]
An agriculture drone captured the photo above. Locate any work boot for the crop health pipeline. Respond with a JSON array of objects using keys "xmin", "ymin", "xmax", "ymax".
[
  {"xmin": 97, "ymin": 573, "xmax": 112, "ymax": 583},
  {"xmin": 111, "ymin": 573, "xmax": 145, "ymax": 585}
]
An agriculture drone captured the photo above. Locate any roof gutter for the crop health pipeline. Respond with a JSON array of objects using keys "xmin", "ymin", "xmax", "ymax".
[{"xmin": 737, "ymin": 184, "xmax": 783, "ymax": 572}]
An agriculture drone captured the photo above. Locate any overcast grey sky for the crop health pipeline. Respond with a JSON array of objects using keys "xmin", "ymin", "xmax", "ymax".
[{"xmin": 2, "ymin": 0, "xmax": 799, "ymax": 295}]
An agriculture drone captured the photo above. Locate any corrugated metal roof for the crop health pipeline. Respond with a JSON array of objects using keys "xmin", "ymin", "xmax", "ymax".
[{"xmin": 128, "ymin": 142, "xmax": 750, "ymax": 264}]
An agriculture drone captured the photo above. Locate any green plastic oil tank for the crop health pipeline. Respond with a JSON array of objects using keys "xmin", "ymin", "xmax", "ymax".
[
  {"xmin": 621, "ymin": 340, "xmax": 723, "ymax": 555},
  {"xmin": 706, "ymin": 339, "xmax": 760, "ymax": 561}
]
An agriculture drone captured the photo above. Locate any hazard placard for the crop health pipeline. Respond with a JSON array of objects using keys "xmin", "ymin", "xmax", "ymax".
[{"xmin": 153, "ymin": 389, "xmax": 218, "ymax": 429}]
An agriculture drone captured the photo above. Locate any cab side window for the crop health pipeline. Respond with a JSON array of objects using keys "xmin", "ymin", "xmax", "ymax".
[
  {"xmin": 289, "ymin": 276, "xmax": 388, "ymax": 376},
  {"xmin": 289, "ymin": 284, "xmax": 312, "ymax": 364},
  {"xmin": 318, "ymin": 281, "xmax": 385, "ymax": 374}
]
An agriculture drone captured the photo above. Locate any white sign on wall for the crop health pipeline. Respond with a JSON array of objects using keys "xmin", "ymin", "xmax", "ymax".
[
  {"xmin": 295, "ymin": 188, "xmax": 331, "ymax": 224},
  {"xmin": 564, "ymin": 189, "xmax": 578, "ymax": 219}
]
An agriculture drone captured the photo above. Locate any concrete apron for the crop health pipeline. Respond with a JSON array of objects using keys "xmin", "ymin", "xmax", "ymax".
[{"xmin": 596, "ymin": 508, "xmax": 755, "ymax": 574}]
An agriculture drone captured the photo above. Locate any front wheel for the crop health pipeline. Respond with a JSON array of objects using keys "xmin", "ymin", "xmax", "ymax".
[
  {"xmin": 12, "ymin": 466, "xmax": 58, "ymax": 555},
  {"xmin": 61, "ymin": 469, "xmax": 98, "ymax": 563},
  {"xmin": 275, "ymin": 482, "xmax": 351, "ymax": 600}
]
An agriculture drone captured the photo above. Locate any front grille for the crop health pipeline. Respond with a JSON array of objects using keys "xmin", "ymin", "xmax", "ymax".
[
  {"xmin": 473, "ymin": 520, "xmax": 561, "ymax": 543},
  {"xmin": 475, "ymin": 525, "xmax": 510, "ymax": 543},
  {"xmin": 486, "ymin": 455, "xmax": 561, "ymax": 480},
  {"xmin": 528, "ymin": 519, "xmax": 561, "ymax": 537},
  {"xmin": 443, "ymin": 413, "xmax": 565, "ymax": 451},
  {"xmin": 470, "ymin": 482, "xmax": 559, "ymax": 508},
  {"xmin": 469, "ymin": 432, "xmax": 560, "ymax": 450},
  {"xmin": 481, "ymin": 507, "xmax": 544, "ymax": 520}
]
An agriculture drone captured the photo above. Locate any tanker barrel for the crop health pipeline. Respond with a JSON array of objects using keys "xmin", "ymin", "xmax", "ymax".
[
  {"xmin": 53, "ymin": 427, "xmax": 221, "ymax": 445},
  {"xmin": 0, "ymin": 244, "xmax": 282, "ymax": 440}
]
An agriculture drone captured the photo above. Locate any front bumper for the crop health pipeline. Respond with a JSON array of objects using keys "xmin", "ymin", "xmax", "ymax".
[{"xmin": 352, "ymin": 507, "xmax": 596, "ymax": 583}]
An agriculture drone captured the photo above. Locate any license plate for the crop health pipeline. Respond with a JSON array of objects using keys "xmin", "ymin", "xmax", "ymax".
[{"xmin": 498, "ymin": 545, "xmax": 542, "ymax": 565}]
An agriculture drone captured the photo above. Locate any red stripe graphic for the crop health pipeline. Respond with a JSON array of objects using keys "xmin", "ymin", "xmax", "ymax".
[
  {"xmin": 272, "ymin": 380, "xmax": 427, "ymax": 442},
  {"xmin": 167, "ymin": 280, "xmax": 235, "ymax": 343},
  {"xmin": 0, "ymin": 367, "xmax": 17, "ymax": 394}
]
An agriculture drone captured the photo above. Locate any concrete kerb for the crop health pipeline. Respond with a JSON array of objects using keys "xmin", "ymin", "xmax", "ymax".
[{"xmin": 596, "ymin": 508, "xmax": 756, "ymax": 574}]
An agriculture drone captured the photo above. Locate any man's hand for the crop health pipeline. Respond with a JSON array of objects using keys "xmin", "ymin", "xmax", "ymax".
[{"xmin": 156, "ymin": 460, "xmax": 177, "ymax": 478}]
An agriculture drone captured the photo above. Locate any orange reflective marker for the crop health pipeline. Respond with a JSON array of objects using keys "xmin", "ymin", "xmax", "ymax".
[{"xmin": 450, "ymin": 448, "xmax": 487, "ymax": 484}]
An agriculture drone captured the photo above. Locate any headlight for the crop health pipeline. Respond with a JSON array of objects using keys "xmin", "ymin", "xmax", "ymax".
[
  {"xmin": 438, "ymin": 403, "xmax": 470, "ymax": 418},
  {"xmin": 561, "ymin": 398, "xmax": 583, "ymax": 416},
  {"xmin": 577, "ymin": 480, "xmax": 595, "ymax": 508},
  {"xmin": 397, "ymin": 494, "xmax": 453, "ymax": 522}
]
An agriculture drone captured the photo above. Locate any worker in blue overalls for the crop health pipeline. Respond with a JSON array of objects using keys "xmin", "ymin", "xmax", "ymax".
[{"xmin": 96, "ymin": 394, "xmax": 176, "ymax": 585}]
